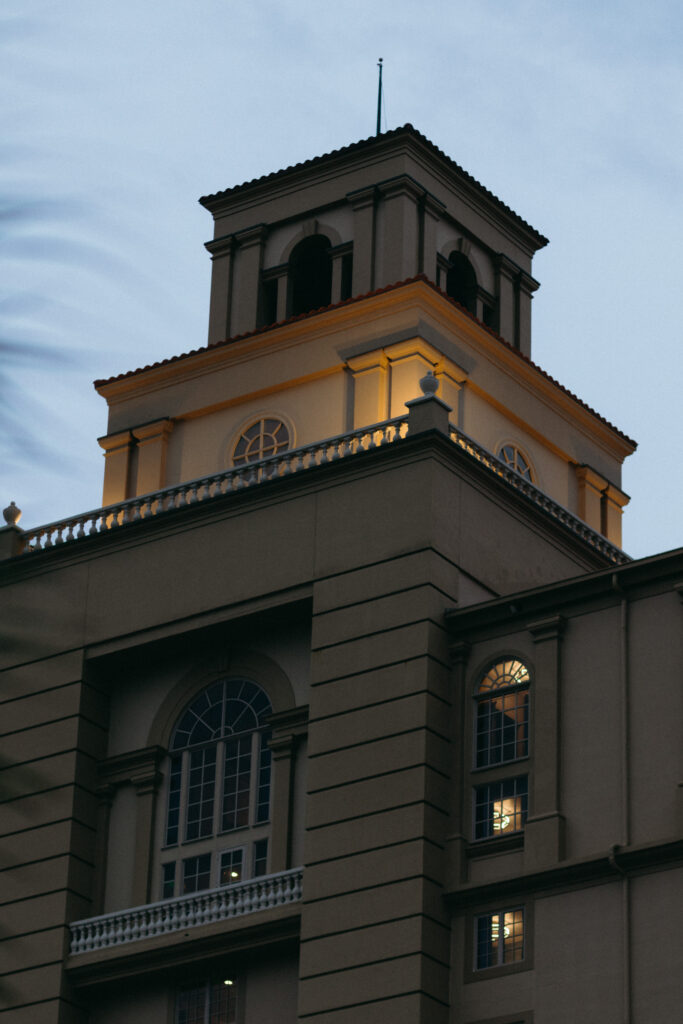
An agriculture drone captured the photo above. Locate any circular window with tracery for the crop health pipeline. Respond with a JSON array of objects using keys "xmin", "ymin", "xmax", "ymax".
[
  {"xmin": 498, "ymin": 444, "xmax": 533, "ymax": 482},
  {"xmin": 232, "ymin": 418, "xmax": 290, "ymax": 466}
]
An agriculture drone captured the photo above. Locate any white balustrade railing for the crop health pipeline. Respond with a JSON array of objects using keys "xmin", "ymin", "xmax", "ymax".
[
  {"xmin": 15, "ymin": 410, "xmax": 627, "ymax": 565},
  {"xmin": 448, "ymin": 425, "xmax": 628, "ymax": 563},
  {"xmin": 20, "ymin": 418, "xmax": 409, "ymax": 555},
  {"xmin": 69, "ymin": 867, "xmax": 303, "ymax": 955}
]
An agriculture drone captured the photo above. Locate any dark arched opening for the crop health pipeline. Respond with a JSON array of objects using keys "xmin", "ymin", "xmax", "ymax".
[
  {"xmin": 446, "ymin": 251, "xmax": 478, "ymax": 315},
  {"xmin": 289, "ymin": 235, "xmax": 332, "ymax": 316}
]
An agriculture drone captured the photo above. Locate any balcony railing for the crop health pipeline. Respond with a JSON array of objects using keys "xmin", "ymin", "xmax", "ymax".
[
  {"xmin": 15, "ymin": 409, "xmax": 627, "ymax": 564},
  {"xmin": 447, "ymin": 426, "xmax": 627, "ymax": 562},
  {"xmin": 69, "ymin": 867, "xmax": 303, "ymax": 955},
  {"xmin": 20, "ymin": 418, "xmax": 408, "ymax": 554}
]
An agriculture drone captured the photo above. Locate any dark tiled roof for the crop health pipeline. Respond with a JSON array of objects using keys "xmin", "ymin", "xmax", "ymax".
[
  {"xmin": 93, "ymin": 276, "xmax": 635, "ymax": 448},
  {"xmin": 199, "ymin": 124, "xmax": 549, "ymax": 247}
]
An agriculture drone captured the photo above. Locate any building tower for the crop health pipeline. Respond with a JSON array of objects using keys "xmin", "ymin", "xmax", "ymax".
[{"xmin": 2, "ymin": 126, "xmax": 682, "ymax": 1024}]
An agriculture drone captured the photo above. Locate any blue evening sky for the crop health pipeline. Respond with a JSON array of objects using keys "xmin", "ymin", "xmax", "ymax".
[{"xmin": 2, "ymin": 0, "xmax": 682, "ymax": 558}]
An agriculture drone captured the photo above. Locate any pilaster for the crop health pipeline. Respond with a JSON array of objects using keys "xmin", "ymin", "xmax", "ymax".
[
  {"xmin": 517, "ymin": 269, "xmax": 539, "ymax": 358},
  {"xmin": 576, "ymin": 465, "xmax": 608, "ymax": 533},
  {"xmin": 420, "ymin": 193, "xmax": 445, "ymax": 282},
  {"xmin": 494, "ymin": 253, "xmax": 519, "ymax": 348},
  {"xmin": 232, "ymin": 224, "xmax": 268, "ymax": 336},
  {"xmin": 347, "ymin": 186, "xmax": 376, "ymax": 294},
  {"xmin": 525, "ymin": 614, "xmax": 565, "ymax": 871},
  {"xmin": 98, "ymin": 429, "xmax": 134, "ymax": 506},
  {"xmin": 446, "ymin": 640, "xmax": 470, "ymax": 888},
  {"xmin": 268, "ymin": 706, "xmax": 309, "ymax": 873},
  {"xmin": 99, "ymin": 747, "xmax": 165, "ymax": 907},
  {"xmin": 347, "ymin": 352, "xmax": 390, "ymax": 428},
  {"xmin": 205, "ymin": 234, "xmax": 235, "ymax": 345},
  {"xmin": 132, "ymin": 418, "xmax": 174, "ymax": 496},
  {"xmin": 377, "ymin": 175, "xmax": 424, "ymax": 285},
  {"xmin": 603, "ymin": 482, "xmax": 629, "ymax": 548}
]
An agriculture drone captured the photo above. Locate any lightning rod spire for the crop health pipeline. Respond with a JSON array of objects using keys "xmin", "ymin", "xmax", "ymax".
[{"xmin": 376, "ymin": 58, "xmax": 383, "ymax": 136}]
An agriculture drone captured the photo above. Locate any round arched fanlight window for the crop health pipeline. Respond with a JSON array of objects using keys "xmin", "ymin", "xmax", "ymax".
[
  {"xmin": 498, "ymin": 444, "xmax": 533, "ymax": 482},
  {"xmin": 232, "ymin": 418, "xmax": 290, "ymax": 466}
]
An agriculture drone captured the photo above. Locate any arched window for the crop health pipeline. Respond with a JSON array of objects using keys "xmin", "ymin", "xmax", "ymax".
[
  {"xmin": 498, "ymin": 444, "xmax": 533, "ymax": 482},
  {"xmin": 162, "ymin": 679, "xmax": 272, "ymax": 898},
  {"xmin": 446, "ymin": 251, "xmax": 478, "ymax": 315},
  {"xmin": 288, "ymin": 235, "xmax": 332, "ymax": 316},
  {"xmin": 473, "ymin": 659, "xmax": 530, "ymax": 840},
  {"xmin": 232, "ymin": 418, "xmax": 290, "ymax": 466}
]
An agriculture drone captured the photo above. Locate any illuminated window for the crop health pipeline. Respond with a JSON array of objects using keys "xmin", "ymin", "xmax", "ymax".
[
  {"xmin": 162, "ymin": 679, "xmax": 272, "ymax": 898},
  {"xmin": 474, "ymin": 777, "xmax": 528, "ymax": 839},
  {"xmin": 475, "ymin": 908, "xmax": 525, "ymax": 970},
  {"xmin": 232, "ymin": 418, "xmax": 290, "ymax": 466},
  {"xmin": 176, "ymin": 980, "xmax": 237, "ymax": 1024},
  {"xmin": 498, "ymin": 444, "xmax": 533, "ymax": 482},
  {"xmin": 476, "ymin": 659, "xmax": 529, "ymax": 768}
]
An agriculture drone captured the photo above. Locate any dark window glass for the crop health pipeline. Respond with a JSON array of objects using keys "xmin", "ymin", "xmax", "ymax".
[
  {"xmin": 185, "ymin": 747, "xmax": 216, "ymax": 841},
  {"xmin": 253, "ymin": 839, "xmax": 268, "ymax": 877},
  {"xmin": 256, "ymin": 731, "xmax": 272, "ymax": 824},
  {"xmin": 289, "ymin": 235, "xmax": 332, "ymax": 316},
  {"xmin": 166, "ymin": 755, "xmax": 182, "ymax": 845},
  {"xmin": 261, "ymin": 277, "xmax": 278, "ymax": 326},
  {"xmin": 474, "ymin": 776, "xmax": 528, "ymax": 839},
  {"xmin": 182, "ymin": 853, "xmax": 212, "ymax": 895},
  {"xmin": 162, "ymin": 862, "xmax": 176, "ymax": 899},
  {"xmin": 340, "ymin": 252, "xmax": 353, "ymax": 301},
  {"xmin": 176, "ymin": 981, "xmax": 237, "ymax": 1024},
  {"xmin": 221, "ymin": 736, "xmax": 252, "ymax": 832},
  {"xmin": 446, "ymin": 251, "xmax": 477, "ymax": 314},
  {"xmin": 482, "ymin": 303, "xmax": 496, "ymax": 329}
]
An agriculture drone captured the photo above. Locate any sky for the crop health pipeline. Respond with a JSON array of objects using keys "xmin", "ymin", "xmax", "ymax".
[{"xmin": 2, "ymin": 0, "xmax": 682, "ymax": 559}]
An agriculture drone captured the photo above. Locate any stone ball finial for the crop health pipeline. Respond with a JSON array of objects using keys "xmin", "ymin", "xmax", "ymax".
[
  {"xmin": 419, "ymin": 370, "xmax": 439, "ymax": 397},
  {"xmin": 3, "ymin": 501, "xmax": 22, "ymax": 526}
]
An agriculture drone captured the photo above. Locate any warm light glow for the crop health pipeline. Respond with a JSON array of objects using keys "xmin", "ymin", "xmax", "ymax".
[
  {"xmin": 230, "ymin": 871, "xmax": 239, "ymax": 878},
  {"xmin": 223, "ymin": 979, "xmax": 234, "ymax": 986},
  {"xmin": 492, "ymin": 797, "xmax": 522, "ymax": 832}
]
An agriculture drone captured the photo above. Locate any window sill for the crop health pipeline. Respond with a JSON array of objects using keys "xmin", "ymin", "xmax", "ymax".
[{"xmin": 467, "ymin": 833, "xmax": 524, "ymax": 858}]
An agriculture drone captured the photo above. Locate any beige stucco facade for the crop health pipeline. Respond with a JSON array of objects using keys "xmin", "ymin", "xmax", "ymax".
[{"xmin": 1, "ymin": 127, "xmax": 679, "ymax": 1024}]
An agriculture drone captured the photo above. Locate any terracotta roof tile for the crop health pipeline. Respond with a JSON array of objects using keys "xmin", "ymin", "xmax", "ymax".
[
  {"xmin": 199, "ymin": 124, "xmax": 548, "ymax": 247},
  {"xmin": 93, "ymin": 276, "xmax": 635, "ymax": 448}
]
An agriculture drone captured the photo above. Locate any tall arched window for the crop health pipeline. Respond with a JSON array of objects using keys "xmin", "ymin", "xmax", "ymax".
[
  {"xmin": 162, "ymin": 679, "xmax": 272, "ymax": 898},
  {"xmin": 288, "ymin": 235, "xmax": 332, "ymax": 316},
  {"xmin": 473, "ymin": 659, "xmax": 530, "ymax": 840},
  {"xmin": 446, "ymin": 251, "xmax": 478, "ymax": 315}
]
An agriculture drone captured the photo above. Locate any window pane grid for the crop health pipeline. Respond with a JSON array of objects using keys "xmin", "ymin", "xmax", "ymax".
[
  {"xmin": 176, "ymin": 982, "xmax": 236, "ymax": 1024},
  {"xmin": 222, "ymin": 736, "xmax": 251, "ymax": 832},
  {"xmin": 476, "ymin": 689, "xmax": 528, "ymax": 768},
  {"xmin": 182, "ymin": 853, "xmax": 212, "ymax": 895},
  {"xmin": 166, "ymin": 755, "xmax": 182, "ymax": 845},
  {"xmin": 476, "ymin": 908, "xmax": 524, "ymax": 969},
  {"xmin": 219, "ymin": 847, "xmax": 244, "ymax": 886},
  {"xmin": 209, "ymin": 982, "xmax": 236, "ymax": 1024},
  {"xmin": 256, "ymin": 731, "xmax": 272, "ymax": 823},
  {"xmin": 474, "ymin": 776, "xmax": 528, "ymax": 839},
  {"xmin": 253, "ymin": 838, "xmax": 268, "ymax": 877},
  {"xmin": 185, "ymin": 748, "xmax": 217, "ymax": 841},
  {"xmin": 162, "ymin": 862, "xmax": 176, "ymax": 899}
]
